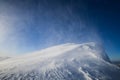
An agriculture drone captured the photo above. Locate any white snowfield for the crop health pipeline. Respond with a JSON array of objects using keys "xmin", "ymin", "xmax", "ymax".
[{"xmin": 0, "ymin": 42, "xmax": 120, "ymax": 80}]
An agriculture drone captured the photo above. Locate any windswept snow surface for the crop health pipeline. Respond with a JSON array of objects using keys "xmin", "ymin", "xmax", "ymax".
[{"xmin": 0, "ymin": 42, "xmax": 120, "ymax": 80}]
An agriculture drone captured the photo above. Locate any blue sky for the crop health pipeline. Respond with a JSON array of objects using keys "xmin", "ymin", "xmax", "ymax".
[{"xmin": 0, "ymin": 0, "xmax": 119, "ymax": 61}]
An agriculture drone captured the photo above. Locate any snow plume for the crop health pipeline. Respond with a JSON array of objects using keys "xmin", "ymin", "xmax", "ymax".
[
  {"xmin": 36, "ymin": 0, "xmax": 102, "ymax": 48},
  {"xmin": 0, "ymin": 43, "xmax": 119, "ymax": 80},
  {"xmin": 0, "ymin": 0, "xmax": 102, "ymax": 56},
  {"xmin": 0, "ymin": 0, "xmax": 37, "ymax": 56}
]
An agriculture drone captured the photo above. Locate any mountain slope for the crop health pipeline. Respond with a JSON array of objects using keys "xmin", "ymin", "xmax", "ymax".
[{"xmin": 0, "ymin": 42, "xmax": 120, "ymax": 80}]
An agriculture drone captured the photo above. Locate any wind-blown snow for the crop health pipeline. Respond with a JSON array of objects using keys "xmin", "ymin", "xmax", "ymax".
[{"xmin": 0, "ymin": 42, "xmax": 120, "ymax": 80}]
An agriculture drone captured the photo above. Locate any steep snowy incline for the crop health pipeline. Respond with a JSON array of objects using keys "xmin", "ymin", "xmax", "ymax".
[{"xmin": 0, "ymin": 42, "xmax": 120, "ymax": 80}]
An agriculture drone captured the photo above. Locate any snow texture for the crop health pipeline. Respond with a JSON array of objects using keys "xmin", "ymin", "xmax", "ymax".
[{"xmin": 0, "ymin": 42, "xmax": 120, "ymax": 80}]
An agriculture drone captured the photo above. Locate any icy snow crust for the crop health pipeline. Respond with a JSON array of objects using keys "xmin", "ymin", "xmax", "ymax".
[{"xmin": 0, "ymin": 42, "xmax": 120, "ymax": 80}]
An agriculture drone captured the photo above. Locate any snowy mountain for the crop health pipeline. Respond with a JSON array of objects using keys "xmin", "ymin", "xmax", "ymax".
[{"xmin": 0, "ymin": 42, "xmax": 120, "ymax": 80}]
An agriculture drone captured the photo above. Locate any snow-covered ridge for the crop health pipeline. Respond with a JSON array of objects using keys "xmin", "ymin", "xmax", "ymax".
[
  {"xmin": 15, "ymin": 42, "xmax": 109, "ymax": 61},
  {"xmin": 0, "ymin": 42, "xmax": 120, "ymax": 80}
]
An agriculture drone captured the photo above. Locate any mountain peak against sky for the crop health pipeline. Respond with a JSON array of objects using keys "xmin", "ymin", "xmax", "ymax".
[
  {"xmin": 19, "ymin": 42, "xmax": 109, "ymax": 62},
  {"xmin": 0, "ymin": 42, "xmax": 120, "ymax": 80}
]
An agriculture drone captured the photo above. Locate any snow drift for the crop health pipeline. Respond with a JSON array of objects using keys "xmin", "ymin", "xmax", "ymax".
[{"xmin": 0, "ymin": 42, "xmax": 120, "ymax": 80}]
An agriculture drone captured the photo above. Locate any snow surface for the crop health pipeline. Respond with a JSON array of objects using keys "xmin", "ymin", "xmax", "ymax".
[{"xmin": 0, "ymin": 42, "xmax": 120, "ymax": 80}]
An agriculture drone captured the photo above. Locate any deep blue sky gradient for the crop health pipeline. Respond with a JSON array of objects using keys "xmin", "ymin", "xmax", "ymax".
[{"xmin": 0, "ymin": 0, "xmax": 120, "ymax": 61}]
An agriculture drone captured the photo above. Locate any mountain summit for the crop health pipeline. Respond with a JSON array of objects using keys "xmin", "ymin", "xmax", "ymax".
[{"xmin": 0, "ymin": 42, "xmax": 120, "ymax": 80}]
